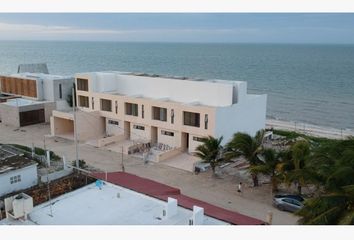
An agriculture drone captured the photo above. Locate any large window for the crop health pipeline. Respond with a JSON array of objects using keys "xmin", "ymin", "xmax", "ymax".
[
  {"xmin": 125, "ymin": 103, "xmax": 138, "ymax": 116},
  {"xmin": 183, "ymin": 111, "xmax": 200, "ymax": 127},
  {"xmin": 78, "ymin": 95, "xmax": 89, "ymax": 108},
  {"xmin": 100, "ymin": 99, "xmax": 112, "ymax": 112},
  {"xmin": 152, "ymin": 106, "xmax": 167, "ymax": 121},
  {"xmin": 77, "ymin": 78, "xmax": 89, "ymax": 91}
]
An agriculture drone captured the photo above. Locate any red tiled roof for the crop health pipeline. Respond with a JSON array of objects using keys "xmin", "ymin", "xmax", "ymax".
[{"xmin": 92, "ymin": 172, "xmax": 265, "ymax": 225}]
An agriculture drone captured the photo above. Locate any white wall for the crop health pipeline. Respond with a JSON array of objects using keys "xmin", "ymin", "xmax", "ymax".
[
  {"xmin": 0, "ymin": 165, "xmax": 38, "ymax": 197},
  {"xmin": 215, "ymin": 94, "xmax": 267, "ymax": 145},
  {"xmin": 157, "ymin": 128, "xmax": 181, "ymax": 148},
  {"xmin": 106, "ymin": 118, "xmax": 124, "ymax": 136},
  {"xmin": 80, "ymin": 72, "xmax": 236, "ymax": 107}
]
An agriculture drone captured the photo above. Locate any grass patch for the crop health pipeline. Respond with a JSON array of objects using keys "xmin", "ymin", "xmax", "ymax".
[
  {"xmin": 10, "ymin": 144, "xmax": 61, "ymax": 161},
  {"xmin": 268, "ymin": 129, "xmax": 340, "ymax": 145}
]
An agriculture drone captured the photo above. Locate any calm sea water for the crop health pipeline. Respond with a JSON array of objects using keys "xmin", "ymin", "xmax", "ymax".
[{"xmin": 0, "ymin": 41, "xmax": 353, "ymax": 130}]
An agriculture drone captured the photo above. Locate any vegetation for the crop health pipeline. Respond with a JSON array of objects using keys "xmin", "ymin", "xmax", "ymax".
[
  {"xmin": 194, "ymin": 128, "xmax": 354, "ymax": 224},
  {"xmin": 225, "ymin": 130, "xmax": 265, "ymax": 186},
  {"xmin": 249, "ymin": 148, "xmax": 282, "ymax": 192},
  {"xmin": 10, "ymin": 144, "xmax": 61, "ymax": 161},
  {"xmin": 194, "ymin": 136, "xmax": 223, "ymax": 176}
]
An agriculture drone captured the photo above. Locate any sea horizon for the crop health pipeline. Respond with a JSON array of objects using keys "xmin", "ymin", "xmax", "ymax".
[{"xmin": 1, "ymin": 41, "xmax": 353, "ymax": 130}]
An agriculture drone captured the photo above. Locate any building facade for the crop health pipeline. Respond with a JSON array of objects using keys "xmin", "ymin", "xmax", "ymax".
[
  {"xmin": 51, "ymin": 71, "xmax": 266, "ymax": 155},
  {"xmin": 0, "ymin": 73, "xmax": 74, "ymax": 127}
]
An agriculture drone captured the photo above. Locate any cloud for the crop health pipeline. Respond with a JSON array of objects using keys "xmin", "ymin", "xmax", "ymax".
[
  {"xmin": 0, "ymin": 21, "xmax": 261, "ymax": 41},
  {"xmin": 0, "ymin": 22, "xmax": 124, "ymax": 34}
]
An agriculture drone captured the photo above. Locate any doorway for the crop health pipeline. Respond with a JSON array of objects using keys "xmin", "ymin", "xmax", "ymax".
[{"xmin": 181, "ymin": 132, "xmax": 189, "ymax": 151}]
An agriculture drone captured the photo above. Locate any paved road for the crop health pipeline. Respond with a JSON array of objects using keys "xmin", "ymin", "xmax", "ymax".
[{"xmin": 0, "ymin": 122, "xmax": 299, "ymax": 225}]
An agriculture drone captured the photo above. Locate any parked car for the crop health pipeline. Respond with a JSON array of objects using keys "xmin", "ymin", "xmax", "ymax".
[
  {"xmin": 194, "ymin": 162, "xmax": 210, "ymax": 173},
  {"xmin": 273, "ymin": 195, "xmax": 304, "ymax": 213},
  {"xmin": 274, "ymin": 194, "xmax": 304, "ymax": 202}
]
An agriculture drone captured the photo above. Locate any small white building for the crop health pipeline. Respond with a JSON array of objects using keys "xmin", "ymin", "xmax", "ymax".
[
  {"xmin": 0, "ymin": 182, "xmax": 229, "ymax": 225},
  {"xmin": 0, "ymin": 153, "xmax": 38, "ymax": 197}
]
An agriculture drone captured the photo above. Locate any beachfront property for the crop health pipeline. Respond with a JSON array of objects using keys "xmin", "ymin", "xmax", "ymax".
[
  {"xmin": 50, "ymin": 71, "xmax": 266, "ymax": 160},
  {"xmin": 0, "ymin": 172, "xmax": 265, "ymax": 225},
  {"xmin": 0, "ymin": 148, "xmax": 38, "ymax": 197},
  {"xmin": 0, "ymin": 71, "xmax": 74, "ymax": 127}
]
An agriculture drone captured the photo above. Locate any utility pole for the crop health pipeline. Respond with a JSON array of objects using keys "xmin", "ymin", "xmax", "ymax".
[
  {"xmin": 121, "ymin": 146, "xmax": 125, "ymax": 172},
  {"xmin": 72, "ymin": 87, "xmax": 79, "ymax": 168}
]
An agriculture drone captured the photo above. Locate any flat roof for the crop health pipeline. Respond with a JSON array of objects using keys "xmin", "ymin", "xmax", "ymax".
[
  {"xmin": 92, "ymin": 172, "xmax": 265, "ymax": 225},
  {"xmin": 3, "ymin": 73, "xmax": 72, "ymax": 81},
  {"xmin": 0, "ymin": 182, "xmax": 228, "ymax": 225},
  {"xmin": 3, "ymin": 98, "xmax": 44, "ymax": 107},
  {"xmin": 0, "ymin": 155, "xmax": 37, "ymax": 174}
]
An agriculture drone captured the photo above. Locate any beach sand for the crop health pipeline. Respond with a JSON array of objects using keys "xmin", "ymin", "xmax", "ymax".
[{"xmin": 266, "ymin": 119, "xmax": 354, "ymax": 140}]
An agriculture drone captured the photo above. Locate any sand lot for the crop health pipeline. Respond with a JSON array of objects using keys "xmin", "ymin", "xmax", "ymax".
[{"xmin": 0, "ymin": 122, "xmax": 298, "ymax": 225}]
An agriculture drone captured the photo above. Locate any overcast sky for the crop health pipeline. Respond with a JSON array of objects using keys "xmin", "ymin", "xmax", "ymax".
[{"xmin": 0, "ymin": 13, "xmax": 353, "ymax": 43}]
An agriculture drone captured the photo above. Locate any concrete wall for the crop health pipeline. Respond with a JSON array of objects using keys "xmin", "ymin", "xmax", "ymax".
[
  {"xmin": 215, "ymin": 94, "xmax": 267, "ymax": 144},
  {"xmin": 44, "ymin": 102, "xmax": 56, "ymax": 123},
  {"xmin": 130, "ymin": 123, "xmax": 151, "ymax": 143},
  {"xmin": 76, "ymin": 110, "xmax": 105, "ymax": 141},
  {"xmin": 0, "ymin": 165, "xmax": 38, "ymax": 197},
  {"xmin": 157, "ymin": 128, "xmax": 181, "ymax": 148},
  {"xmin": 51, "ymin": 116, "xmax": 74, "ymax": 138},
  {"xmin": 0, "ymin": 103, "xmax": 20, "ymax": 127},
  {"xmin": 106, "ymin": 118, "xmax": 124, "ymax": 136}
]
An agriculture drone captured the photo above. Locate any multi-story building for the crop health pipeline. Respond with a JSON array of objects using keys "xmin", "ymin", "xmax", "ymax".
[
  {"xmin": 51, "ymin": 71, "xmax": 266, "ymax": 159},
  {"xmin": 0, "ymin": 72, "xmax": 74, "ymax": 127}
]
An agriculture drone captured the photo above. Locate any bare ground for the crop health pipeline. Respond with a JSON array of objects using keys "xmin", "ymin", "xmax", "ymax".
[{"xmin": 0, "ymin": 122, "xmax": 299, "ymax": 225}]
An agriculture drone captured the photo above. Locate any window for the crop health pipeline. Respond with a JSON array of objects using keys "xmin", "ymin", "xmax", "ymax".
[
  {"xmin": 142, "ymin": 105, "xmax": 145, "ymax": 119},
  {"xmin": 133, "ymin": 124, "xmax": 145, "ymax": 130},
  {"xmin": 161, "ymin": 130, "xmax": 174, "ymax": 136},
  {"xmin": 78, "ymin": 95, "xmax": 89, "ymax": 108},
  {"xmin": 183, "ymin": 111, "xmax": 200, "ymax": 127},
  {"xmin": 59, "ymin": 84, "xmax": 62, "ymax": 99},
  {"xmin": 77, "ymin": 78, "xmax": 89, "ymax": 91},
  {"xmin": 171, "ymin": 109, "xmax": 174, "ymax": 124},
  {"xmin": 108, "ymin": 120, "xmax": 119, "ymax": 125},
  {"xmin": 10, "ymin": 175, "xmax": 21, "ymax": 184},
  {"xmin": 115, "ymin": 101, "xmax": 118, "ymax": 114},
  {"xmin": 125, "ymin": 103, "xmax": 138, "ymax": 116},
  {"xmin": 152, "ymin": 106, "xmax": 167, "ymax": 121},
  {"xmin": 92, "ymin": 97, "xmax": 94, "ymax": 109},
  {"xmin": 100, "ymin": 99, "xmax": 112, "ymax": 112},
  {"xmin": 204, "ymin": 114, "xmax": 208, "ymax": 130},
  {"xmin": 193, "ymin": 136, "xmax": 204, "ymax": 142}
]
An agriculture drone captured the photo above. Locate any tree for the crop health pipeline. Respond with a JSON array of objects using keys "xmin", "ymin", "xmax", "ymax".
[
  {"xmin": 225, "ymin": 130, "xmax": 265, "ymax": 187},
  {"xmin": 250, "ymin": 148, "xmax": 282, "ymax": 192},
  {"xmin": 194, "ymin": 136, "xmax": 223, "ymax": 176},
  {"xmin": 281, "ymin": 140, "xmax": 312, "ymax": 194},
  {"xmin": 296, "ymin": 139, "xmax": 354, "ymax": 224}
]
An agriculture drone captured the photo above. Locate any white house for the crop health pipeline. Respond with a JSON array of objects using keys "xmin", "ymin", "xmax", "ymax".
[{"xmin": 0, "ymin": 154, "xmax": 38, "ymax": 197}]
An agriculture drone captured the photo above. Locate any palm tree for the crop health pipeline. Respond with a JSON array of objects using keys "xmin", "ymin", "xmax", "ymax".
[
  {"xmin": 194, "ymin": 136, "xmax": 223, "ymax": 176},
  {"xmin": 250, "ymin": 148, "xmax": 282, "ymax": 192},
  {"xmin": 296, "ymin": 139, "xmax": 354, "ymax": 224},
  {"xmin": 282, "ymin": 140, "xmax": 312, "ymax": 194},
  {"xmin": 225, "ymin": 130, "xmax": 265, "ymax": 187}
]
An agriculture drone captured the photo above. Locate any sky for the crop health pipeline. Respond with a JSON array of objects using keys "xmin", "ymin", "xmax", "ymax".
[{"xmin": 0, "ymin": 13, "xmax": 354, "ymax": 43}]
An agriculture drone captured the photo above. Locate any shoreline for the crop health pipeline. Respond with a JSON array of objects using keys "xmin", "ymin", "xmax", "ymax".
[{"xmin": 266, "ymin": 119, "xmax": 354, "ymax": 140}]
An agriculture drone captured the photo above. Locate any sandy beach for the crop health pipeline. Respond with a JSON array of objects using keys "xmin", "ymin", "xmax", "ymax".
[{"xmin": 266, "ymin": 119, "xmax": 354, "ymax": 140}]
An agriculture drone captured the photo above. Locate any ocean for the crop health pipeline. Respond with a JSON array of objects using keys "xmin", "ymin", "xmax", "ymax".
[{"xmin": 0, "ymin": 41, "xmax": 353, "ymax": 130}]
